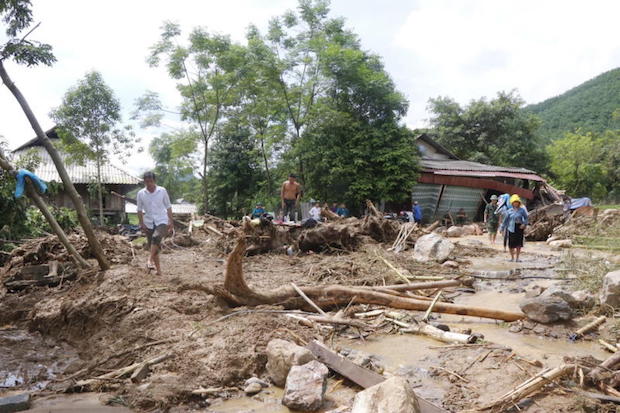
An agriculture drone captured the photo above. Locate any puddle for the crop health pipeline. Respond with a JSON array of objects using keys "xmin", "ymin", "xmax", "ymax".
[
  {"xmin": 0, "ymin": 328, "xmax": 81, "ymax": 394},
  {"xmin": 208, "ymin": 384, "xmax": 355, "ymax": 413},
  {"xmin": 25, "ymin": 393, "xmax": 131, "ymax": 412}
]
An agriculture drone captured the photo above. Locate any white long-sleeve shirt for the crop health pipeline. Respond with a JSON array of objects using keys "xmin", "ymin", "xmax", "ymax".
[
  {"xmin": 136, "ymin": 186, "xmax": 172, "ymax": 227},
  {"xmin": 309, "ymin": 206, "xmax": 322, "ymax": 221}
]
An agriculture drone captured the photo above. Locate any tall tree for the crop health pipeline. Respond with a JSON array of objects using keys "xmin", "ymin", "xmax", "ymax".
[
  {"xmin": 427, "ymin": 91, "xmax": 548, "ymax": 172},
  {"xmin": 145, "ymin": 22, "xmax": 247, "ymax": 213},
  {"xmin": 50, "ymin": 71, "xmax": 137, "ymax": 224},
  {"xmin": 0, "ymin": 0, "xmax": 109, "ymax": 269},
  {"xmin": 149, "ymin": 129, "xmax": 201, "ymax": 203}
]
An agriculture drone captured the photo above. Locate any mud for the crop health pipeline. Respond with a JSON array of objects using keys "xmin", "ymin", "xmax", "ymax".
[{"xmin": 0, "ymin": 229, "xmax": 617, "ymax": 412}]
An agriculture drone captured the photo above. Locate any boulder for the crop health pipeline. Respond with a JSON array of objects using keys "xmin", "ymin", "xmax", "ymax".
[
  {"xmin": 461, "ymin": 224, "xmax": 481, "ymax": 236},
  {"xmin": 446, "ymin": 226, "xmax": 463, "ymax": 238},
  {"xmin": 244, "ymin": 381, "xmax": 263, "ymax": 395},
  {"xmin": 351, "ymin": 376, "xmax": 421, "ymax": 413},
  {"xmin": 266, "ymin": 339, "xmax": 315, "ymax": 387},
  {"xmin": 412, "ymin": 233, "xmax": 454, "ymax": 263},
  {"xmin": 282, "ymin": 360, "xmax": 329, "ymax": 411},
  {"xmin": 0, "ymin": 393, "xmax": 30, "ymax": 413},
  {"xmin": 441, "ymin": 260, "xmax": 459, "ymax": 268},
  {"xmin": 244, "ymin": 376, "xmax": 269, "ymax": 388},
  {"xmin": 519, "ymin": 296, "xmax": 573, "ymax": 324},
  {"xmin": 600, "ymin": 270, "xmax": 620, "ymax": 308},
  {"xmin": 548, "ymin": 239, "xmax": 572, "ymax": 249},
  {"xmin": 540, "ymin": 284, "xmax": 577, "ymax": 307}
]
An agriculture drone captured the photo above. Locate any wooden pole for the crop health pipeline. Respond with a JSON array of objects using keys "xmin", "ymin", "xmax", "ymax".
[
  {"xmin": 0, "ymin": 61, "xmax": 109, "ymax": 270},
  {"xmin": 0, "ymin": 149, "xmax": 90, "ymax": 269}
]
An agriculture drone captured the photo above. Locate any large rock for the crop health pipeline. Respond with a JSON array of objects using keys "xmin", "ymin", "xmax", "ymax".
[
  {"xmin": 412, "ymin": 233, "xmax": 454, "ymax": 263},
  {"xmin": 571, "ymin": 290, "xmax": 595, "ymax": 310},
  {"xmin": 266, "ymin": 339, "xmax": 315, "ymax": 387},
  {"xmin": 540, "ymin": 284, "xmax": 577, "ymax": 307},
  {"xmin": 519, "ymin": 296, "xmax": 573, "ymax": 324},
  {"xmin": 351, "ymin": 377, "xmax": 421, "ymax": 413},
  {"xmin": 600, "ymin": 270, "xmax": 620, "ymax": 308},
  {"xmin": 282, "ymin": 360, "xmax": 329, "ymax": 411},
  {"xmin": 446, "ymin": 226, "xmax": 463, "ymax": 238},
  {"xmin": 548, "ymin": 239, "xmax": 572, "ymax": 249}
]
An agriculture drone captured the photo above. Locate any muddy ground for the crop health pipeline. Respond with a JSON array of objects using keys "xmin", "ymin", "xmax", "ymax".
[{"xmin": 1, "ymin": 228, "xmax": 619, "ymax": 412}]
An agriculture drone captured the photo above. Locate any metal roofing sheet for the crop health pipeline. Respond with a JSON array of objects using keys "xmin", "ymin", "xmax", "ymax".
[
  {"xmin": 431, "ymin": 169, "xmax": 544, "ymax": 181},
  {"xmin": 420, "ymin": 159, "xmax": 536, "ymax": 174},
  {"xmin": 15, "ymin": 147, "xmax": 141, "ymax": 185}
]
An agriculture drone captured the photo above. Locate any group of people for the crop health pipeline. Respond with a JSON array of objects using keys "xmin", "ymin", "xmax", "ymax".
[
  {"xmin": 309, "ymin": 201, "xmax": 350, "ymax": 222},
  {"xmin": 484, "ymin": 194, "xmax": 529, "ymax": 262}
]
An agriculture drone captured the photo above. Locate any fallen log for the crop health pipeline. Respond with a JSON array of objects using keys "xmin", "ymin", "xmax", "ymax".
[
  {"xmin": 569, "ymin": 316, "xmax": 606, "ymax": 341},
  {"xmin": 208, "ymin": 237, "xmax": 525, "ymax": 322},
  {"xmin": 599, "ymin": 339, "xmax": 619, "ymax": 353},
  {"xmin": 477, "ymin": 364, "xmax": 575, "ymax": 411},
  {"xmin": 588, "ymin": 350, "xmax": 620, "ymax": 382},
  {"xmin": 396, "ymin": 321, "xmax": 476, "ymax": 344},
  {"xmin": 370, "ymin": 279, "xmax": 469, "ymax": 293}
]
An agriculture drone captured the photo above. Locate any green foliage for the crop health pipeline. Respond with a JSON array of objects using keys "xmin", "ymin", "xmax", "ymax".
[
  {"xmin": 427, "ymin": 91, "xmax": 548, "ymax": 172},
  {"xmin": 547, "ymin": 130, "xmax": 620, "ymax": 201},
  {"xmin": 50, "ymin": 71, "xmax": 139, "ymax": 222},
  {"xmin": 0, "ymin": 0, "xmax": 56, "ymax": 66},
  {"xmin": 149, "ymin": 129, "xmax": 201, "ymax": 203},
  {"xmin": 24, "ymin": 206, "xmax": 78, "ymax": 237},
  {"xmin": 527, "ymin": 68, "xmax": 620, "ymax": 142}
]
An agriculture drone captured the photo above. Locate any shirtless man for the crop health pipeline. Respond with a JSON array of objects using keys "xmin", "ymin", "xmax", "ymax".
[{"xmin": 280, "ymin": 174, "xmax": 301, "ymax": 221}]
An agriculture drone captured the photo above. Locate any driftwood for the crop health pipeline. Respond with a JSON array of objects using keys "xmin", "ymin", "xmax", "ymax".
[
  {"xmin": 209, "ymin": 237, "xmax": 524, "ymax": 322},
  {"xmin": 72, "ymin": 353, "xmax": 172, "ymax": 390},
  {"xmin": 599, "ymin": 339, "xmax": 619, "ymax": 353},
  {"xmin": 321, "ymin": 207, "xmax": 341, "ymax": 221},
  {"xmin": 396, "ymin": 320, "xmax": 476, "ymax": 344},
  {"xmin": 477, "ymin": 364, "xmax": 575, "ymax": 410},
  {"xmin": 422, "ymin": 290, "xmax": 443, "ymax": 322},
  {"xmin": 589, "ymin": 350, "xmax": 620, "ymax": 383},
  {"xmin": 371, "ymin": 279, "xmax": 470, "ymax": 293},
  {"xmin": 365, "ymin": 199, "xmax": 382, "ymax": 217},
  {"xmin": 570, "ymin": 316, "xmax": 606, "ymax": 340}
]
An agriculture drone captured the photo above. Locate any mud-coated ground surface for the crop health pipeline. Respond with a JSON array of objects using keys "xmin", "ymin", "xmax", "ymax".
[{"xmin": 0, "ymin": 231, "xmax": 618, "ymax": 412}]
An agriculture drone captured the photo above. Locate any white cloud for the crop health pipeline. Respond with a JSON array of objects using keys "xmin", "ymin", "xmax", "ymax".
[{"xmin": 1, "ymin": 0, "xmax": 619, "ymax": 175}]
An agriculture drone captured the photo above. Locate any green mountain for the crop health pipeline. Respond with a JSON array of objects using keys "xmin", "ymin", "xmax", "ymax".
[{"xmin": 527, "ymin": 67, "xmax": 620, "ymax": 142}]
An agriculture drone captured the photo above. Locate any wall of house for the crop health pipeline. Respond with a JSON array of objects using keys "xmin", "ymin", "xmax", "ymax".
[
  {"xmin": 48, "ymin": 184, "xmax": 127, "ymax": 214},
  {"xmin": 417, "ymin": 141, "xmax": 452, "ymax": 160}
]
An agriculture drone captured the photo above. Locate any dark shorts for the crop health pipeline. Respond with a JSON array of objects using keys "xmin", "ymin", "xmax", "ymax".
[
  {"xmin": 146, "ymin": 224, "xmax": 168, "ymax": 247},
  {"xmin": 486, "ymin": 220, "xmax": 499, "ymax": 232},
  {"xmin": 508, "ymin": 225, "xmax": 524, "ymax": 249},
  {"xmin": 283, "ymin": 199, "xmax": 296, "ymax": 220}
]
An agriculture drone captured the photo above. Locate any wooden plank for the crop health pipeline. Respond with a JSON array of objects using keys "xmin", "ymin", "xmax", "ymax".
[{"xmin": 306, "ymin": 340, "xmax": 448, "ymax": 413}]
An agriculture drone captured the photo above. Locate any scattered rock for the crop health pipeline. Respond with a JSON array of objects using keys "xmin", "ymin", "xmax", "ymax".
[
  {"xmin": 412, "ymin": 233, "xmax": 454, "ymax": 263},
  {"xmin": 508, "ymin": 322, "xmax": 523, "ymax": 333},
  {"xmin": 571, "ymin": 290, "xmax": 595, "ymax": 310},
  {"xmin": 244, "ymin": 381, "xmax": 263, "ymax": 395},
  {"xmin": 525, "ymin": 285, "xmax": 545, "ymax": 298},
  {"xmin": 244, "ymin": 377, "xmax": 269, "ymax": 388},
  {"xmin": 0, "ymin": 393, "xmax": 30, "ymax": 413},
  {"xmin": 549, "ymin": 239, "xmax": 572, "ymax": 249},
  {"xmin": 600, "ymin": 270, "xmax": 620, "ymax": 308},
  {"xmin": 351, "ymin": 376, "xmax": 421, "ymax": 413},
  {"xmin": 266, "ymin": 339, "xmax": 315, "ymax": 387},
  {"xmin": 282, "ymin": 360, "xmax": 329, "ymax": 411},
  {"xmin": 340, "ymin": 348, "xmax": 385, "ymax": 374},
  {"xmin": 540, "ymin": 284, "xmax": 578, "ymax": 308},
  {"xmin": 519, "ymin": 296, "xmax": 573, "ymax": 324},
  {"xmin": 441, "ymin": 260, "xmax": 459, "ymax": 268},
  {"xmin": 446, "ymin": 226, "xmax": 463, "ymax": 238}
]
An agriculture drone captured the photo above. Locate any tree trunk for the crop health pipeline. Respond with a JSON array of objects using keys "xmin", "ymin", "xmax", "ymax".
[
  {"xmin": 202, "ymin": 139, "xmax": 209, "ymax": 213},
  {"xmin": 0, "ymin": 61, "xmax": 110, "ymax": 270},
  {"xmin": 96, "ymin": 156, "xmax": 104, "ymax": 225},
  {"xmin": 259, "ymin": 134, "xmax": 273, "ymax": 196},
  {"xmin": 0, "ymin": 149, "xmax": 91, "ymax": 269},
  {"xmin": 199, "ymin": 236, "xmax": 525, "ymax": 322}
]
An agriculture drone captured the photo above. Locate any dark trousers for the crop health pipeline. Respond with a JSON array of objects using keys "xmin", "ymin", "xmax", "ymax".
[{"xmin": 283, "ymin": 199, "xmax": 296, "ymax": 221}]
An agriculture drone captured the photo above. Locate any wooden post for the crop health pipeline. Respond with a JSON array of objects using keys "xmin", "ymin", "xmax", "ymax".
[
  {"xmin": 0, "ymin": 61, "xmax": 109, "ymax": 270},
  {"xmin": 0, "ymin": 149, "xmax": 90, "ymax": 269}
]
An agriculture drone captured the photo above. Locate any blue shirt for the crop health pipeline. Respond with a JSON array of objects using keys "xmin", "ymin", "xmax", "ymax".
[
  {"xmin": 251, "ymin": 207, "xmax": 265, "ymax": 218},
  {"xmin": 413, "ymin": 205, "xmax": 423, "ymax": 221},
  {"xmin": 336, "ymin": 207, "xmax": 349, "ymax": 217},
  {"xmin": 500, "ymin": 206, "xmax": 529, "ymax": 233}
]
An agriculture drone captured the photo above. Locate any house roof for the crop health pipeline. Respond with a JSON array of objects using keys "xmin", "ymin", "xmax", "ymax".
[
  {"xmin": 13, "ymin": 128, "xmax": 141, "ymax": 185},
  {"xmin": 416, "ymin": 133, "xmax": 459, "ymax": 160}
]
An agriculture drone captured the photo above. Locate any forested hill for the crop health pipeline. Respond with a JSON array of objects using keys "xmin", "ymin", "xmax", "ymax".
[{"xmin": 526, "ymin": 67, "xmax": 620, "ymax": 142}]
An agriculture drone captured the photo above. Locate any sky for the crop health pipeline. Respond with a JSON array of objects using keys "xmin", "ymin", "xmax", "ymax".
[{"xmin": 1, "ymin": 0, "xmax": 619, "ymax": 175}]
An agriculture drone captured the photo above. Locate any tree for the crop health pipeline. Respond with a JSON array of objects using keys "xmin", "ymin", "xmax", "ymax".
[
  {"xmin": 428, "ymin": 91, "xmax": 548, "ymax": 172},
  {"xmin": 50, "ymin": 71, "xmax": 137, "ymax": 224},
  {"xmin": 547, "ymin": 132, "xmax": 607, "ymax": 199},
  {"xmin": 149, "ymin": 129, "xmax": 201, "ymax": 203},
  {"xmin": 145, "ymin": 22, "xmax": 247, "ymax": 213},
  {"xmin": 0, "ymin": 0, "xmax": 109, "ymax": 269}
]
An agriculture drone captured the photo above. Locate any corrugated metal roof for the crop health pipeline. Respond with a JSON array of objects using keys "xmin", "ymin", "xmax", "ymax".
[
  {"xmin": 126, "ymin": 203, "xmax": 198, "ymax": 215},
  {"xmin": 15, "ymin": 146, "xmax": 141, "ymax": 185},
  {"xmin": 421, "ymin": 159, "xmax": 536, "ymax": 174},
  {"xmin": 432, "ymin": 169, "xmax": 543, "ymax": 181}
]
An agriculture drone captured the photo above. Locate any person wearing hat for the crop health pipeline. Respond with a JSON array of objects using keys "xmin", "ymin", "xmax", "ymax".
[
  {"xmin": 251, "ymin": 202, "xmax": 266, "ymax": 219},
  {"xmin": 499, "ymin": 194, "xmax": 529, "ymax": 262},
  {"xmin": 484, "ymin": 195, "xmax": 500, "ymax": 244}
]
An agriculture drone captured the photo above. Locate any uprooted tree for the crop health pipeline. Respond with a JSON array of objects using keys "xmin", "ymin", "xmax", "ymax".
[
  {"xmin": 0, "ymin": 0, "xmax": 109, "ymax": 269},
  {"xmin": 191, "ymin": 235, "xmax": 524, "ymax": 322}
]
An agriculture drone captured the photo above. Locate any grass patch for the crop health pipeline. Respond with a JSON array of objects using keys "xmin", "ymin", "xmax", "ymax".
[
  {"xmin": 597, "ymin": 204, "xmax": 620, "ymax": 210},
  {"xmin": 558, "ymin": 251, "xmax": 616, "ymax": 293}
]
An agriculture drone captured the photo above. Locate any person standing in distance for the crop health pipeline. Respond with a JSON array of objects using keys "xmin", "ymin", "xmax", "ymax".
[
  {"xmin": 280, "ymin": 174, "xmax": 301, "ymax": 222},
  {"xmin": 412, "ymin": 201, "xmax": 423, "ymax": 224},
  {"xmin": 137, "ymin": 171, "xmax": 173, "ymax": 275}
]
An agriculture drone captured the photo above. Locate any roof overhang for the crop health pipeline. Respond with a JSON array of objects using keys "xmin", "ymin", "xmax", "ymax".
[
  {"xmin": 426, "ymin": 169, "xmax": 544, "ymax": 182},
  {"xmin": 418, "ymin": 173, "xmax": 535, "ymax": 200}
]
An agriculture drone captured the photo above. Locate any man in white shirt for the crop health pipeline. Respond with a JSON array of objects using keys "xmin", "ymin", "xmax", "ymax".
[
  {"xmin": 137, "ymin": 172, "xmax": 173, "ymax": 275},
  {"xmin": 309, "ymin": 202, "xmax": 322, "ymax": 222}
]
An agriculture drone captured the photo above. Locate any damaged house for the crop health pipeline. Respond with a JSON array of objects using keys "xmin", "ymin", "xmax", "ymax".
[
  {"xmin": 412, "ymin": 134, "xmax": 553, "ymax": 223},
  {"xmin": 13, "ymin": 127, "xmax": 141, "ymax": 223}
]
